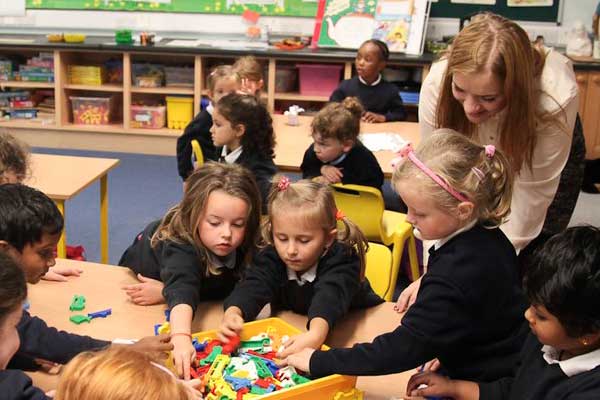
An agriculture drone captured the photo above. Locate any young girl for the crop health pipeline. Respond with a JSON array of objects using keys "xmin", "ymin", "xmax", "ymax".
[
  {"xmin": 300, "ymin": 97, "xmax": 384, "ymax": 190},
  {"xmin": 406, "ymin": 226, "xmax": 600, "ymax": 399},
  {"xmin": 219, "ymin": 178, "xmax": 383, "ymax": 357},
  {"xmin": 0, "ymin": 251, "xmax": 47, "ymax": 400},
  {"xmin": 176, "ymin": 65, "xmax": 239, "ymax": 181},
  {"xmin": 211, "ymin": 92, "xmax": 276, "ymax": 208},
  {"xmin": 0, "ymin": 131, "xmax": 29, "ymax": 184},
  {"xmin": 54, "ymin": 347, "xmax": 198, "ymax": 400},
  {"xmin": 119, "ymin": 162, "xmax": 261, "ymax": 379},
  {"xmin": 330, "ymin": 39, "xmax": 406, "ymax": 122},
  {"xmin": 285, "ymin": 130, "xmax": 528, "ymax": 384},
  {"xmin": 232, "ymin": 55, "xmax": 264, "ymax": 96}
]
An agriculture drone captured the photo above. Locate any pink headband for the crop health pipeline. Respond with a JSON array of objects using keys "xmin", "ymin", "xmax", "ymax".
[{"xmin": 395, "ymin": 143, "xmax": 470, "ymax": 202}]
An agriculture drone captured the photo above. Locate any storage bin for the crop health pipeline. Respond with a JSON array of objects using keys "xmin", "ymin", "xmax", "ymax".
[
  {"xmin": 275, "ymin": 65, "xmax": 298, "ymax": 92},
  {"xmin": 166, "ymin": 96, "xmax": 193, "ymax": 129},
  {"xmin": 131, "ymin": 63, "xmax": 164, "ymax": 88},
  {"xmin": 68, "ymin": 65, "xmax": 105, "ymax": 85},
  {"xmin": 130, "ymin": 104, "xmax": 166, "ymax": 129},
  {"xmin": 70, "ymin": 96, "xmax": 114, "ymax": 125},
  {"xmin": 296, "ymin": 64, "xmax": 342, "ymax": 96},
  {"xmin": 166, "ymin": 318, "xmax": 357, "ymax": 399},
  {"xmin": 164, "ymin": 66, "xmax": 194, "ymax": 87}
]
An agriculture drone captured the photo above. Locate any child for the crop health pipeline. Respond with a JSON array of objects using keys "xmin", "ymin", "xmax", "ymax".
[
  {"xmin": 0, "ymin": 131, "xmax": 29, "ymax": 184},
  {"xmin": 211, "ymin": 92, "xmax": 277, "ymax": 207},
  {"xmin": 330, "ymin": 39, "xmax": 406, "ymax": 122},
  {"xmin": 232, "ymin": 55, "xmax": 264, "ymax": 96},
  {"xmin": 0, "ymin": 251, "xmax": 49, "ymax": 399},
  {"xmin": 0, "ymin": 184, "xmax": 170, "ymax": 387},
  {"xmin": 54, "ymin": 347, "xmax": 198, "ymax": 400},
  {"xmin": 119, "ymin": 162, "xmax": 261, "ymax": 379},
  {"xmin": 284, "ymin": 130, "xmax": 528, "ymax": 383},
  {"xmin": 406, "ymin": 226, "xmax": 600, "ymax": 399},
  {"xmin": 176, "ymin": 65, "xmax": 239, "ymax": 181},
  {"xmin": 220, "ymin": 177, "xmax": 383, "ymax": 357},
  {"xmin": 300, "ymin": 97, "xmax": 384, "ymax": 190}
]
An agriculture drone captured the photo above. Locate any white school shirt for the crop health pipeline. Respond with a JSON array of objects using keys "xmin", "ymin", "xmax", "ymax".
[
  {"xmin": 419, "ymin": 49, "xmax": 579, "ymax": 252},
  {"xmin": 542, "ymin": 345, "xmax": 600, "ymax": 377},
  {"xmin": 220, "ymin": 145, "xmax": 243, "ymax": 164}
]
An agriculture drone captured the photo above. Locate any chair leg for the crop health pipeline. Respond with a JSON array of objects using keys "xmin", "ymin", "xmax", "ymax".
[
  {"xmin": 389, "ymin": 235, "xmax": 406, "ymax": 302},
  {"xmin": 407, "ymin": 234, "xmax": 421, "ymax": 281}
]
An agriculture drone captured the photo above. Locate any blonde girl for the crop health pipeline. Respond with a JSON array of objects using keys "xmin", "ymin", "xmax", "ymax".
[
  {"xmin": 54, "ymin": 347, "xmax": 196, "ymax": 400},
  {"xmin": 176, "ymin": 65, "xmax": 240, "ymax": 181},
  {"xmin": 119, "ymin": 162, "xmax": 261, "ymax": 379},
  {"xmin": 301, "ymin": 97, "xmax": 384, "ymax": 190},
  {"xmin": 285, "ymin": 131, "xmax": 528, "ymax": 388},
  {"xmin": 232, "ymin": 55, "xmax": 264, "ymax": 96},
  {"xmin": 219, "ymin": 177, "xmax": 383, "ymax": 357}
]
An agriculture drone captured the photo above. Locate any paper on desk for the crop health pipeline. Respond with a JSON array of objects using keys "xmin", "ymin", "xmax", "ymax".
[{"xmin": 359, "ymin": 133, "xmax": 408, "ymax": 152}]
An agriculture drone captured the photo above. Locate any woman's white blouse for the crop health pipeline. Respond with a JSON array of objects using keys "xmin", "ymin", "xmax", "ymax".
[{"xmin": 419, "ymin": 49, "xmax": 579, "ymax": 252}]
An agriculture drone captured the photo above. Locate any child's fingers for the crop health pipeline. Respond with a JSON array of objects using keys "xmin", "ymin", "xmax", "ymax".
[{"xmin": 122, "ymin": 283, "xmax": 143, "ymax": 291}]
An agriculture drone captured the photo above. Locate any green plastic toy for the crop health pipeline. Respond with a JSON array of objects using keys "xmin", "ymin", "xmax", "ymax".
[
  {"xmin": 69, "ymin": 294, "xmax": 86, "ymax": 311},
  {"xmin": 69, "ymin": 314, "xmax": 92, "ymax": 324}
]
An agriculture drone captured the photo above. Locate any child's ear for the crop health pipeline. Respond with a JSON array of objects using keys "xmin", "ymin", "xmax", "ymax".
[
  {"xmin": 0, "ymin": 240, "xmax": 20, "ymax": 261},
  {"xmin": 456, "ymin": 201, "xmax": 475, "ymax": 222},
  {"xmin": 207, "ymin": 90, "xmax": 214, "ymax": 101},
  {"xmin": 341, "ymin": 140, "xmax": 355, "ymax": 153},
  {"xmin": 0, "ymin": 240, "xmax": 10, "ymax": 252},
  {"xmin": 325, "ymin": 228, "xmax": 337, "ymax": 249},
  {"xmin": 234, "ymin": 124, "xmax": 246, "ymax": 138},
  {"xmin": 257, "ymin": 79, "xmax": 264, "ymax": 90}
]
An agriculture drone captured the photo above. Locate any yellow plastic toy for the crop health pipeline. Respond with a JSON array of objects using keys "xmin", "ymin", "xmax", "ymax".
[{"xmin": 331, "ymin": 183, "xmax": 420, "ymax": 300}]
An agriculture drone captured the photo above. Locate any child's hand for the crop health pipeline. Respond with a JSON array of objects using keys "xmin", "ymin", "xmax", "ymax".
[
  {"xmin": 172, "ymin": 335, "xmax": 196, "ymax": 380},
  {"xmin": 239, "ymin": 78, "xmax": 263, "ymax": 95},
  {"xmin": 218, "ymin": 307, "xmax": 244, "ymax": 342},
  {"xmin": 420, "ymin": 358, "xmax": 441, "ymax": 372},
  {"xmin": 406, "ymin": 371, "xmax": 478, "ymax": 399},
  {"xmin": 122, "ymin": 274, "xmax": 166, "ymax": 305},
  {"xmin": 179, "ymin": 378, "xmax": 202, "ymax": 399},
  {"xmin": 281, "ymin": 347, "xmax": 315, "ymax": 373},
  {"xmin": 361, "ymin": 111, "xmax": 386, "ymax": 123},
  {"xmin": 128, "ymin": 333, "xmax": 173, "ymax": 356},
  {"xmin": 320, "ymin": 165, "xmax": 343, "ymax": 183},
  {"xmin": 394, "ymin": 276, "xmax": 422, "ymax": 314},
  {"xmin": 277, "ymin": 331, "xmax": 324, "ymax": 358},
  {"xmin": 41, "ymin": 265, "xmax": 83, "ymax": 282}
]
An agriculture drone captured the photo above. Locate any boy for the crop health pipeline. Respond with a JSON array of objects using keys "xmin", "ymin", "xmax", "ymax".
[
  {"xmin": 0, "ymin": 184, "xmax": 172, "ymax": 372},
  {"xmin": 405, "ymin": 226, "xmax": 600, "ymax": 399}
]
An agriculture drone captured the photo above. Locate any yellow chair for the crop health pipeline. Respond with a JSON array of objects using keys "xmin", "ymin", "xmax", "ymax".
[
  {"xmin": 190, "ymin": 139, "xmax": 204, "ymax": 168},
  {"xmin": 331, "ymin": 183, "xmax": 420, "ymax": 299},
  {"xmin": 365, "ymin": 242, "xmax": 394, "ymax": 301}
]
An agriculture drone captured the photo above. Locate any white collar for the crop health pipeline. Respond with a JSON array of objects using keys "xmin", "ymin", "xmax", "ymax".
[
  {"xmin": 358, "ymin": 74, "xmax": 382, "ymax": 86},
  {"xmin": 541, "ymin": 345, "xmax": 600, "ymax": 377},
  {"xmin": 208, "ymin": 251, "xmax": 237, "ymax": 270},
  {"xmin": 206, "ymin": 102, "xmax": 214, "ymax": 116},
  {"xmin": 434, "ymin": 219, "xmax": 477, "ymax": 250},
  {"xmin": 221, "ymin": 145, "xmax": 243, "ymax": 164},
  {"xmin": 328, "ymin": 152, "xmax": 348, "ymax": 166},
  {"xmin": 287, "ymin": 264, "xmax": 318, "ymax": 286}
]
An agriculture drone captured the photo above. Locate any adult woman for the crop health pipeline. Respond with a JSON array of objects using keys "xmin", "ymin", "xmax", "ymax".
[{"xmin": 398, "ymin": 13, "xmax": 585, "ymax": 310}]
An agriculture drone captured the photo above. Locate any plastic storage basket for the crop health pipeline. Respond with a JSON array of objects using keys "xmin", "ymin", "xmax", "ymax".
[
  {"xmin": 70, "ymin": 95, "xmax": 114, "ymax": 125},
  {"xmin": 130, "ymin": 104, "xmax": 166, "ymax": 129},
  {"xmin": 296, "ymin": 64, "xmax": 342, "ymax": 96},
  {"xmin": 166, "ymin": 96, "xmax": 193, "ymax": 129}
]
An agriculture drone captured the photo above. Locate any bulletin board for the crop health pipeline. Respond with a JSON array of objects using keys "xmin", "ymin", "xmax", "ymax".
[
  {"xmin": 25, "ymin": 0, "xmax": 319, "ymax": 18},
  {"xmin": 430, "ymin": 0, "xmax": 560, "ymax": 23}
]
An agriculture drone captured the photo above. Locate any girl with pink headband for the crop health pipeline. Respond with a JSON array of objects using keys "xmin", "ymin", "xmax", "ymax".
[{"xmin": 284, "ymin": 130, "xmax": 529, "ymax": 393}]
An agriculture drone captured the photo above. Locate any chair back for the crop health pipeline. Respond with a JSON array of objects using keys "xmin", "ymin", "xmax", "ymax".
[
  {"xmin": 365, "ymin": 242, "xmax": 393, "ymax": 301},
  {"xmin": 191, "ymin": 139, "xmax": 204, "ymax": 168},
  {"xmin": 331, "ymin": 183, "xmax": 385, "ymax": 242}
]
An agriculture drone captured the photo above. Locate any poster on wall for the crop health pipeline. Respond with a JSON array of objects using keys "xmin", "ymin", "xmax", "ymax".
[
  {"xmin": 315, "ymin": 0, "xmax": 430, "ymax": 55},
  {"xmin": 507, "ymin": 0, "xmax": 552, "ymax": 6},
  {"xmin": 451, "ymin": 0, "xmax": 495, "ymax": 4}
]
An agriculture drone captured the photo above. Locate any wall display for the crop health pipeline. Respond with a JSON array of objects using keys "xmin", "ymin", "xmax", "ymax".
[{"xmin": 507, "ymin": 0, "xmax": 552, "ymax": 6}]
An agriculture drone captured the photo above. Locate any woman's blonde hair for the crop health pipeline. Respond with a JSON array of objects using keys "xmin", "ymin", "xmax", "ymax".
[
  {"xmin": 54, "ymin": 347, "xmax": 189, "ymax": 400},
  {"xmin": 436, "ymin": 12, "xmax": 565, "ymax": 172},
  {"xmin": 206, "ymin": 64, "xmax": 239, "ymax": 93},
  {"xmin": 0, "ymin": 131, "xmax": 29, "ymax": 183},
  {"xmin": 311, "ymin": 97, "xmax": 364, "ymax": 143},
  {"xmin": 262, "ymin": 178, "xmax": 369, "ymax": 278},
  {"xmin": 392, "ymin": 129, "xmax": 514, "ymax": 228},
  {"xmin": 151, "ymin": 162, "xmax": 261, "ymax": 276}
]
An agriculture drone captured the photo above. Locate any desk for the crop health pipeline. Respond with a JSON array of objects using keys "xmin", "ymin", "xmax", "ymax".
[
  {"xmin": 273, "ymin": 114, "xmax": 420, "ymax": 177},
  {"xmin": 27, "ymin": 259, "xmax": 413, "ymax": 400},
  {"xmin": 26, "ymin": 154, "xmax": 120, "ymax": 263}
]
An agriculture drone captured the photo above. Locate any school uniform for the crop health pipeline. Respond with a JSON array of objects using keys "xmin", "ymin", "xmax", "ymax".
[
  {"xmin": 176, "ymin": 109, "xmax": 218, "ymax": 181},
  {"xmin": 330, "ymin": 75, "xmax": 406, "ymax": 121},
  {"xmin": 479, "ymin": 333, "xmax": 600, "ymax": 399},
  {"xmin": 0, "ymin": 370, "xmax": 48, "ymax": 400},
  {"xmin": 218, "ymin": 145, "xmax": 277, "ymax": 212},
  {"xmin": 224, "ymin": 242, "xmax": 383, "ymax": 328},
  {"xmin": 310, "ymin": 224, "xmax": 529, "ymax": 382},
  {"xmin": 300, "ymin": 142, "xmax": 384, "ymax": 190},
  {"xmin": 118, "ymin": 219, "xmax": 242, "ymax": 313}
]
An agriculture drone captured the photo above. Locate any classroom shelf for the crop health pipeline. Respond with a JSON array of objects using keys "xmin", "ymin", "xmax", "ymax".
[
  {"xmin": 131, "ymin": 86, "xmax": 194, "ymax": 95},
  {"xmin": 274, "ymin": 92, "xmax": 330, "ymax": 102},
  {"xmin": 0, "ymin": 81, "xmax": 55, "ymax": 89},
  {"xmin": 64, "ymin": 84, "xmax": 123, "ymax": 92}
]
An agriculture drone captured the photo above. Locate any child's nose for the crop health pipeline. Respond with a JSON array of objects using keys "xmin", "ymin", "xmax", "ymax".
[
  {"xmin": 221, "ymin": 225, "xmax": 232, "ymax": 239},
  {"xmin": 524, "ymin": 307, "xmax": 534, "ymax": 324},
  {"xmin": 287, "ymin": 242, "xmax": 298, "ymax": 256}
]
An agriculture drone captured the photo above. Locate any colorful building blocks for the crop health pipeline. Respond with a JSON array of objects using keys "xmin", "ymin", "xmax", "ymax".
[
  {"xmin": 87, "ymin": 308, "xmax": 112, "ymax": 319},
  {"xmin": 69, "ymin": 314, "xmax": 92, "ymax": 324},
  {"xmin": 69, "ymin": 294, "xmax": 86, "ymax": 311}
]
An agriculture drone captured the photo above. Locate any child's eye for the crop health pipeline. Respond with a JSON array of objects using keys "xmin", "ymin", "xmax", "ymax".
[
  {"xmin": 276, "ymin": 235, "xmax": 288, "ymax": 242},
  {"xmin": 298, "ymin": 238, "xmax": 311, "ymax": 244},
  {"xmin": 208, "ymin": 221, "xmax": 220, "ymax": 227},
  {"xmin": 481, "ymin": 97, "xmax": 496, "ymax": 102}
]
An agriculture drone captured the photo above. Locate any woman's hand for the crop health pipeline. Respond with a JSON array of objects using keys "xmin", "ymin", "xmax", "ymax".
[
  {"xmin": 41, "ymin": 265, "xmax": 83, "ymax": 282},
  {"xmin": 122, "ymin": 274, "xmax": 166, "ymax": 305},
  {"xmin": 394, "ymin": 276, "xmax": 422, "ymax": 314}
]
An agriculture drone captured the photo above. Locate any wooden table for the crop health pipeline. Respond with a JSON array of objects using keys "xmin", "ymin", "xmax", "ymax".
[
  {"xmin": 26, "ymin": 154, "xmax": 120, "ymax": 263},
  {"xmin": 272, "ymin": 114, "xmax": 419, "ymax": 177},
  {"xmin": 27, "ymin": 259, "xmax": 415, "ymax": 400}
]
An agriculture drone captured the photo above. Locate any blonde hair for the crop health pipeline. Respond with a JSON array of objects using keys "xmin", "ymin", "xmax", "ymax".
[
  {"xmin": 311, "ymin": 97, "xmax": 364, "ymax": 143},
  {"xmin": 232, "ymin": 56, "xmax": 263, "ymax": 82},
  {"xmin": 54, "ymin": 347, "xmax": 189, "ymax": 400},
  {"xmin": 151, "ymin": 162, "xmax": 261, "ymax": 276},
  {"xmin": 0, "ymin": 131, "xmax": 29, "ymax": 184},
  {"xmin": 262, "ymin": 178, "xmax": 369, "ymax": 278},
  {"xmin": 206, "ymin": 64, "xmax": 239, "ymax": 93},
  {"xmin": 436, "ymin": 12, "xmax": 565, "ymax": 172},
  {"xmin": 392, "ymin": 129, "xmax": 513, "ymax": 228}
]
